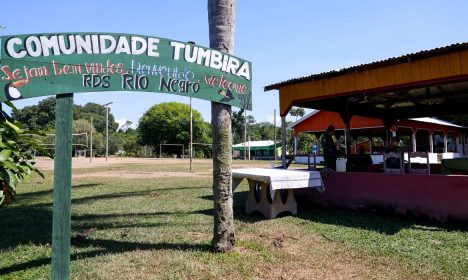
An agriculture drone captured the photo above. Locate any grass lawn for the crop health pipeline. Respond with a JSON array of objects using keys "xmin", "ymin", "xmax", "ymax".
[{"xmin": 0, "ymin": 159, "xmax": 467, "ymax": 279}]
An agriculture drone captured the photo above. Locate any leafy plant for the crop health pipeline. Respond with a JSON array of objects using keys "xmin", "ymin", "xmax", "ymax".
[{"xmin": 0, "ymin": 101, "xmax": 51, "ymax": 205}]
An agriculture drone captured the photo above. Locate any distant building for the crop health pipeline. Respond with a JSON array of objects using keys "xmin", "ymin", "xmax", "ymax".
[{"xmin": 232, "ymin": 140, "xmax": 276, "ymax": 160}]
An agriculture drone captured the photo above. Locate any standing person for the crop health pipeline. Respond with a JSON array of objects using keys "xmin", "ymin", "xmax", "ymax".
[
  {"xmin": 321, "ymin": 125, "xmax": 338, "ymax": 170},
  {"xmin": 385, "ymin": 137, "xmax": 401, "ymax": 168}
]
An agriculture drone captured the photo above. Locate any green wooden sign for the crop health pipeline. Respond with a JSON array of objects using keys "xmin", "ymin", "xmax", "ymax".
[{"xmin": 0, "ymin": 33, "xmax": 252, "ymax": 110}]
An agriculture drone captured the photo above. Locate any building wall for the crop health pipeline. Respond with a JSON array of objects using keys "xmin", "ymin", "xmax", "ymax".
[{"xmin": 297, "ymin": 172, "xmax": 468, "ymax": 222}]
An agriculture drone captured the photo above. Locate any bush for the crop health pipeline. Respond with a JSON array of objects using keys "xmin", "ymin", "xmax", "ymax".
[{"xmin": 0, "ymin": 102, "xmax": 50, "ymax": 206}]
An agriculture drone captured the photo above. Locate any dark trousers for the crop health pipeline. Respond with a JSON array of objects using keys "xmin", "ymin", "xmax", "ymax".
[{"xmin": 324, "ymin": 154, "xmax": 337, "ymax": 170}]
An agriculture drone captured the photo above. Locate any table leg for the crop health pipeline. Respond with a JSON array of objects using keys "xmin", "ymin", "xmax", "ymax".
[{"xmin": 245, "ymin": 180, "xmax": 297, "ymax": 219}]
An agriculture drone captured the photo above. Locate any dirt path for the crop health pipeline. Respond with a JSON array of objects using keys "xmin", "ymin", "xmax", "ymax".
[
  {"xmin": 35, "ymin": 157, "xmax": 273, "ymax": 179},
  {"xmin": 35, "ymin": 156, "xmax": 210, "ymax": 170}
]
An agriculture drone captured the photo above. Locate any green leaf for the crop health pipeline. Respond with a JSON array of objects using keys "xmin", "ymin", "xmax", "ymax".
[
  {"xmin": 5, "ymin": 120, "xmax": 22, "ymax": 134},
  {"xmin": 0, "ymin": 190, "xmax": 4, "ymax": 206},
  {"xmin": 33, "ymin": 168, "xmax": 45, "ymax": 179},
  {"xmin": 4, "ymin": 100, "xmax": 18, "ymax": 112},
  {"xmin": 0, "ymin": 149, "xmax": 12, "ymax": 162},
  {"xmin": 1, "ymin": 169, "xmax": 11, "ymax": 186},
  {"xmin": 6, "ymin": 170, "xmax": 18, "ymax": 190},
  {"xmin": 2, "ymin": 160, "xmax": 19, "ymax": 172},
  {"xmin": 24, "ymin": 130, "xmax": 47, "ymax": 136}
]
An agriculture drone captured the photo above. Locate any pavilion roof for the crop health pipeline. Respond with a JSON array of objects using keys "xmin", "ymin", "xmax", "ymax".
[{"xmin": 265, "ymin": 42, "xmax": 468, "ymax": 121}]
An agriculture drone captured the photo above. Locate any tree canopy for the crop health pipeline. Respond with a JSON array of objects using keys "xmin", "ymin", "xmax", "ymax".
[
  {"xmin": 231, "ymin": 109, "xmax": 255, "ymax": 144},
  {"xmin": 138, "ymin": 102, "xmax": 211, "ymax": 155},
  {"xmin": 12, "ymin": 97, "xmax": 56, "ymax": 130},
  {"xmin": 289, "ymin": 107, "xmax": 305, "ymax": 121},
  {"xmin": 74, "ymin": 103, "xmax": 118, "ymax": 133},
  {"xmin": 11, "ymin": 97, "xmax": 118, "ymax": 133}
]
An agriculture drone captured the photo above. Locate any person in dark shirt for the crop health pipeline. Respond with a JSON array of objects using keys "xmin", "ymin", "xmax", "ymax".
[
  {"xmin": 321, "ymin": 125, "xmax": 338, "ymax": 170},
  {"xmin": 385, "ymin": 137, "xmax": 401, "ymax": 168},
  {"xmin": 355, "ymin": 146, "xmax": 374, "ymax": 172}
]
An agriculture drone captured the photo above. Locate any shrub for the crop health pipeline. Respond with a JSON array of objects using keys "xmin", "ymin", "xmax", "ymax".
[{"xmin": 0, "ymin": 101, "xmax": 50, "ymax": 205}]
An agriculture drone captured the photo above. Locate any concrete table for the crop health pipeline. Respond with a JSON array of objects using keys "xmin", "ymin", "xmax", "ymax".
[{"xmin": 232, "ymin": 168, "xmax": 325, "ymax": 219}]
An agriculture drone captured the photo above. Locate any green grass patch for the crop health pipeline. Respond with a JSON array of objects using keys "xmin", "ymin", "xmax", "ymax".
[{"xmin": 0, "ymin": 161, "xmax": 466, "ymax": 279}]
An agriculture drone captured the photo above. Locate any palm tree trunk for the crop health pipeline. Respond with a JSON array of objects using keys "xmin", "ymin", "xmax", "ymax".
[{"xmin": 208, "ymin": 0, "xmax": 236, "ymax": 253}]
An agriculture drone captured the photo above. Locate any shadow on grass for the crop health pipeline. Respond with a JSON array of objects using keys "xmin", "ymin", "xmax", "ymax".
[
  {"xmin": 197, "ymin": 191, "xmax": 265, "ymax": 224},
  {"xmin": 0, "ymin": 206, "xmax": 52, "ymax": 250},
  {"xmin": 0, "ymin": 239, "xmax": 211, "ymax": 275},
  {"xmin": 296, "ymin": 198, "xmax": 468, "ymax": 234},
  {"xmin": 212, "ymin": 190, "xmax": 468, "ymax": 234},
  {"xmin": 72, "ymin": 186, "xmax": 210, "ymax": 205},
  {"xmin": 18, "ymin": 183, "xmax": 103, "ymax": 200},
  {"xmin": 0, "ymin": 183, "xmax": 217, "ymax": 275}
]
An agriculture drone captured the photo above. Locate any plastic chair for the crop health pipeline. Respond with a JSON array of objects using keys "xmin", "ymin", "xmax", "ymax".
[
  {"xmin": 383, "ymin": 151, "xmax": 404, "ymax": 174},
  {"xmin": 408, "ymin": 152, "xmax": 430, "ymax": 174}
]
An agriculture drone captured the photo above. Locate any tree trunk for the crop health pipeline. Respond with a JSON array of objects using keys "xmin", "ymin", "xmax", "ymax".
[{"xmin": 208, "ymin": 0, "xmax": 236, "ymax": 253}]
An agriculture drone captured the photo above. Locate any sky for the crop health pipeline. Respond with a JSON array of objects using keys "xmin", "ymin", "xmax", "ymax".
[{"xmin": 2, "ymin": 0, "xmax": 468, "ymax": 129}]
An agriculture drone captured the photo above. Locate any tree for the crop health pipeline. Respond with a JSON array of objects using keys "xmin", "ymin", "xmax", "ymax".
[
  {"xmin": 289, "ymin": 106, "xmax": 305, "ymax": 121},
  {"xmin": 75, "ymin": 103, "xmax": 119, "ymax": 133},
  {"xmin": 249, "ymin": 121, "xmax": 276, "ymax": 141},
  {"xmin": 119, "ymin": 128, "xmax": 139, "ymax": 156},
  {"xmin": 232, "ymin": 109, "xmax": 255, "ymax": 144},
  {"xmin": 12, "ymin": 97, "xmax": 56, "ymax": 130},
  {"xmin": 296, "ymin": 132, "xmax": 317, "ymax": 154},
  {"xmin": 138, "ymin": 102, "xmax": 210, "ymax": 155},
  {"xmin": 208, "ymin": 0, "xmax": 236, "ymax": 253},
  {"xmin": 123, "ymin": 120, "xmax": 133, "ymax": 131},
  {"xmin": 12, "ymin": 98, "xmax": 119, "ymax": 134},
  {"xmin": 73, "ymin": 118, "xmax": 96, "ymax": 135}
]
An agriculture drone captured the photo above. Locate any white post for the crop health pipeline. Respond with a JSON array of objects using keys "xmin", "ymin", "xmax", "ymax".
[
  {"xmin": 90, "ymin": 116, "xmax": 93, "ymax": 163},
  {"xmin": 412, "ymin": 131, "xmax": 417, "ymax": 152},
  {"xmin": 248, "ymin": 136, "xmax": 251, "ymax": 160},
  {"xmin": 274, "ymin": 109, "xmax": 277, "ymax": 160},
  {"xmin": 294, "ymin": 136, "xmax": 298, "ymax": 155},
  {"xmin": 102, "ymin": 102, "xmax": 113, "ymax": 162},
  {"xmin": 190, "ymin": 97, "xmax": 193, "ymax": 171},
  {"xmin": 281, "ymin": 116, "xmax": 286, "ymax": 167},
  {"xmin": 106, "ymin": 107, "xmax": 109, "ymax": 161},
  {"xmin": 429, "ymin": 132, "xmax": 434, "ymax": 153},
  {"xmin": 444, "ymin": 134, "xmax": 448, "ymax": 153},
  {"xmin": 244, "ymin": 108, "xmax": 247, "ymax": 160}
]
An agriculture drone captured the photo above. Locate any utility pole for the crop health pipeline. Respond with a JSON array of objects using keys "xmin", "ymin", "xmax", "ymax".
[
  {"xmin": 90, "ymin": 116, "xmax": 93, "ymax": 163},
  {"xmin": 187, "ymin": 41, "xmax": 195, "ymax": 170},
  {"xmin": 190, "ymin": 97, "xmax": 193, "ymax": 171},
  {"xmin": 102, "ymin": 102, "xmax": 113, "ymax": 162},
  {"xmin": 274, "ymin": 109, "xmax": 277, "ymax": 161},
  {"xmin": 244, "ymin": 108, "xmax": 247, "ymax": 160}
]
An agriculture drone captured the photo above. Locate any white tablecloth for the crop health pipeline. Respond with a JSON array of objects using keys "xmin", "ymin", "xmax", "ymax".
[{"xmin": 232, "ymin": 168, "xmax": 325, "ymax": 199}]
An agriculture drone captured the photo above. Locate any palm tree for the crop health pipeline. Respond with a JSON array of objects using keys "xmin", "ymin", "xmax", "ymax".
[
  {"xmin": 124, "ymin": 120, "xmax": 133, "ymax": 131},
  {"xmin": 208, "ymin": 0, "xmax": 236, "ymax": 253},
  {"xmin": 290, "ymin": 107, "xmax": 305, "ymax": 121}
]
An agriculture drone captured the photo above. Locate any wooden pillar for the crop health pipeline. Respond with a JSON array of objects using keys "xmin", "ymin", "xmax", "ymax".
[
  {"xmin": 281, "ymin": 117, "xmax": 286, "ymax": 167},
  {"xmin": 315, "ymin": 133, "xmax": 321, "ymax": 154},
  {"xmin": 52, "ymin": 93, "xmax": 74, "ymax": 280},
  {"xmin": 339, "ymin": 105, "xmax": 352, "ymax": 155},
  {"xmin": 344, "ymin": 122, "xmax": 351, "ymax": 154}
]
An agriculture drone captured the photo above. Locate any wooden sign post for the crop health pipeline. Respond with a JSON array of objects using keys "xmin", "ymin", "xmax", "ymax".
[{"xmin": 51, "ymin": 93, "xmax": 74, "ymax": 280}]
